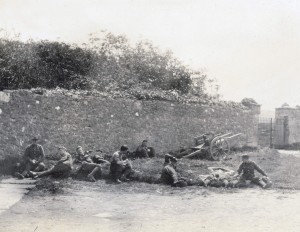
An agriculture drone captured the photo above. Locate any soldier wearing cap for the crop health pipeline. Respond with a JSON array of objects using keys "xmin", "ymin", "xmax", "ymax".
[
  {"xmin": 16, "ymin": 136, "xmax": 46, "ymax": 179},
  {"xmin": 136, "ymin": 140, "xmax": 149, "ymax": 158},
  {"xmin": 135, "ymin": 140, "xmax": 156, "ymax": 158},
  {"xmin": 163, "ymin": 153, "xmax": 173, "ymax": 166},
  {"xmin": 30, "ymin": 146, "xmax": 73, "ymax": 178},
  {"xmin": 161, "ymin": 155, "xmax": 188, "ymax": 187},
  {"xmin": 75, "ymin": 146, "xmax": 110, "ymax": 182},
  {"xmin": 236, "ymin": 154, "xmax": 272, "ymax": 188},
  {"xmin": 110, "ymin": 145, "xmax": 132, "ymax": 183}
]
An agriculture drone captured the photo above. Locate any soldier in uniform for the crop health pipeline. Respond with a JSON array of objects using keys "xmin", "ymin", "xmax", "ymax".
[
  {"xmin": 15, "ymin": 137, "xmax": 45, "ymax": 179},
  {"xmin": 236, "ymin": 154, "xmax": 272, "ymax": 188},
  {"xmin": 135, "ymin": 140, "xmax": 156, "ymax": 158},
  {"xmin": 110, "ymin": 145, "xmax": 132, "ymax": 183},
  {"xmin": 161, "ymin": 156, "xmax": 188, "ymax": 187},
  {"xmin": 74, "ymin": 146, "xmax": 110, "ymax": 182},
  {"xmin": 30, "ymin": 146, "xmax": 73, "ymax": 178}
]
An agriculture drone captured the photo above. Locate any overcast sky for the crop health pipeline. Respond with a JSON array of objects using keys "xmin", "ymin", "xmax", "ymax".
[{"xmin": 1, "ymin": 0, "xmax": 300, "ymax": 110}]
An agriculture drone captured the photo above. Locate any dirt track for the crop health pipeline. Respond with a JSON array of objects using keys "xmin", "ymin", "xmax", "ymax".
[{"xmin": 0, "ymin": 180, "xmax": 300, "ymax": 232}]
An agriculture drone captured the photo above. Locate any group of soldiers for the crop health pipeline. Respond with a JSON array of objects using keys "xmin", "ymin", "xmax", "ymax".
[
  {"xmin": 15, "ymin": 138, "xmax": 154, "ymax": 183},
  {"xmin": 14, "ymin": 137, "xmax": 272, "ymax": 189}
]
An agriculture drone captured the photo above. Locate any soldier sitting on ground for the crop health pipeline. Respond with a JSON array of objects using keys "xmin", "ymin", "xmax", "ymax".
[
  {"xmin": 30, "ymin": 146, "xmax": 73, "ymax": 179},
  {"xmin": 15, "ymin": 136, "xmax": 46, "ymax": 179},
  {"xmin": 199, "ymin": 133, "xmax": 214, "ymax": 159},
  {"xmin": 236, "ymin": 154, "xmax": 272, "ymax": 189},
  {"xmin": 161, "ymin": 155, "xmax": 188, "ymax": 188},
  {"xmin": 135, "ymin": 140, "xmax": 156, "ymax": 158},
  {"xmin": 110, "ymin": 145, "xmax": 132, "ymax": 183},
  {"xmin": 74, "ymin": 146, "xmax": 110, "ymax": 182}
]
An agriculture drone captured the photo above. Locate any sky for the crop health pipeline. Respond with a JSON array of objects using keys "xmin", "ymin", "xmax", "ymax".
[{"xmin": 1, "ymin": 0, "xmax": 300, "ymax": 111}]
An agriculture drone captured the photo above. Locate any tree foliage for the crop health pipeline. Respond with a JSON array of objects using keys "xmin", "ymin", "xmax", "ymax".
[
  {"xmin": 0, "ymin": 39, "xmax": 93, "ymax": 90},
  {"xmin": 0, "ymin": 31, "xmax": 211, "ymax": 97}
]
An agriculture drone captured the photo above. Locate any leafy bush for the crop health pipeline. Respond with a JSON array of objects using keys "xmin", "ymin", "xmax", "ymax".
[
  {"xmin": 0, "ymin": 31, "xmax": 212, "ymax": 97},
  {"xmin": 0, "ymin": 39, "xmax": 93, "ymax": 90}
]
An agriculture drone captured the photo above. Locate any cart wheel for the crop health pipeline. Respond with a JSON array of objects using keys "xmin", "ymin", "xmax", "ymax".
[{"xmin": 209, "ymin": 137, "xmax": 231, "ymax": 161}]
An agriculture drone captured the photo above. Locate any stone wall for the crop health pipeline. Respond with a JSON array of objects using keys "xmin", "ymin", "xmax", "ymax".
[{"xmin": 0, "ymin": 90, "xmax": 259, "ymax": 160}]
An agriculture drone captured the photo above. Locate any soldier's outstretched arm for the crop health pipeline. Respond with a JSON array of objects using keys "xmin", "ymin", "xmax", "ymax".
[{"xmin": 254, "ymin": 162, "xmax": 267, "ymax": 177}]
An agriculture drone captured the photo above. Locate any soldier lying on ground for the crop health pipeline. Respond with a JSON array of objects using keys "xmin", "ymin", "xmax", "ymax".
[
  {"xmin": 236, "ymin": 154, "xmax": 272, "ymax": 189},
  {"xmin": 160, "ymin": 155, "xmax": 188, "ymax": 188},
  {"xmin": 30, "ymin": 146, "xmax": 73, "ymax": 179},
  {"xmin": 74, "ymin": 146, "xmax": 110, "ymax": 182},
  {"xmin": 135, "ymin": 140, "xmax": 156, "ymax": 158},
  {"xmin": 201, "ymin": 167, "xmax": 238, "ymax": 188},
  {"xmin": 203, "ymin": 173, "xmax": 230, "ymax": 187},
  {"xmin": 15, "ymin": 136, "xmax": 46, "ymax": 179},
  {"xmin": 110, "ymin": 145, "xmax": 132, "ymax": 183}
]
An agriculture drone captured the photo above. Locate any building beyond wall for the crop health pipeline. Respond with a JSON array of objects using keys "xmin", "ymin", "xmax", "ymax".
[{"xmin": 0, "ymin": 90, "xmax": 260, "ymax": 160}]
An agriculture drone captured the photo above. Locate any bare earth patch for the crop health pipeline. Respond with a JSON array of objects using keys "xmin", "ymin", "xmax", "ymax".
[{"xmin": 0, "ymin": 180, "xmax": 300, "ymax": 232}]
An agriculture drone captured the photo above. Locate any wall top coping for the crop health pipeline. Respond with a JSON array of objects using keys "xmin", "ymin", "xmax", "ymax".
[{"xmin": 1, "ymin": 89, "xmax": 260, "ymax": 112}]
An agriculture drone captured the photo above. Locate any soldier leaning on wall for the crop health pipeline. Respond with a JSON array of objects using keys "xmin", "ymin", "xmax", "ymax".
[
  {"xmin": 15, "ymin": 137, "xmax": 46, "ymax": 179},
  {"xmin": 30, "ymin": 146, "xmax": 73, "ymax": 179},
  {"xmin": 135, "ymin": 140, "xmax": 156, "ymax": 158}
]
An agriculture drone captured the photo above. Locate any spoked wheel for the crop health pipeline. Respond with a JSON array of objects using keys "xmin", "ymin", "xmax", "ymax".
[{"xmin": 209, "ymin": 137, "xmax": 231, "ymax": 161}]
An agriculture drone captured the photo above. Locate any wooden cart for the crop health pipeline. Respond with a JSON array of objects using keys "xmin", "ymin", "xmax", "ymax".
[{"xmin": 183, "ymin": 132, "xmax": 242, "ymax": 161}]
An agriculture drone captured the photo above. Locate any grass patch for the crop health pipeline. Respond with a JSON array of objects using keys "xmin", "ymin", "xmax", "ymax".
[
  {"xmin": 4, "ymin": 148, "xmax": 300, "ymax": 193},
  {"xmin": 130, "ymin": 148, "xmax": 300, "ymax": 190}
]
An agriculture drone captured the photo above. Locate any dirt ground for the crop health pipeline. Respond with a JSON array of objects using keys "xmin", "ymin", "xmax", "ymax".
[
  {"xmin": 1, "ymin": 149, "xmax": 300, "ymax": 232},
  {"xmin": 1, "ymin": 180, "xmax": 300, "ymax": 232}
]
